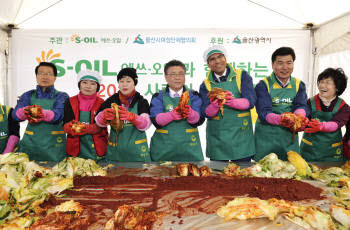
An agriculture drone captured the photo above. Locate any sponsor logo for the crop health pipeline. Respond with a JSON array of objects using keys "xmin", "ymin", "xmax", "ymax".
[
  {"xmin": 166, "ymin": 104, "xmax": 174, "ymax": 111},
  {"xmin": 36, "ymin": 49, "xmax": 61, "ymax": 63},
  {"xmin": 272, "ymin": 97, "xmax": 292, "ymax": 104},
  {"xmin": 233, "ymin": 36, "xmax": 241, "ymax": 44},
  {"xmin": 71, "ymin": 34, "xmax": 98, "ymax": 44},
  {"xmin": 133, "ymin": 34, "xmax": 144, "ymax": 44}
]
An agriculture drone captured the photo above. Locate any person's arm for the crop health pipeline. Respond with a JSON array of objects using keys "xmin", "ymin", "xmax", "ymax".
[
  {"xmin": 2, "ymin": 108, "xmax": 20, "ymax": 154},
  {"xmin": 186, "ymin": 91, "xmax": 204, "ymax": 127},
  {"xmin": 130, "ymin": 97, "xmax": 151, "ymax": 131},
  {"xmin": 49, "ymin": 92, "xmax": 69, "ymax": 124},
  {"xmin": 8, "ymin": 108, "xmax": 20, "ymax": 137},
  {"xmin": 199, "ymin": 82, "xmax": 222, "ymax": 118},
  {"xmin": 331, "ymin": 103, "xmax": 350, "ymax": 128},
  {"xmin": 292, "ymin": 81, "xmax": 309, "ymax": 117},
  {"xmin": 239, "ymin": 71, "xmax": 257, "ymax": 109},
  {"xmin": 63, "ymin": 99, "xmax": 75, "ymax": 124},
  {"xmin": 12, "ymin": 91, "xmax": 32, "ymax": 121},
  {"xmin": 255, "ymin": 80, "xmax": 274, "ymax": 124},
  {"xmin": 150, "ymin": 92, "xmax": 165, "ymax": 129}
]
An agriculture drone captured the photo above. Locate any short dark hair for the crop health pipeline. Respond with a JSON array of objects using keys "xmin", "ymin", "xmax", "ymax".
[
  {"xmin": 271, "ymin": 47, "xmax": 296, "ymax": 63},
  {"xmin": 35, "ymin": 62, "xmax": 57, "ymax": 76},
  {"xmin": 164, "ymin": 60, "xmax": 186, "ymax": 75},
  {"xmin": 317, "ymin": 68, "xmax": 348, "ymax": 96},
  {"xmin": 78, "ymin": 81, "xmax": 100, "ymax": 92}
]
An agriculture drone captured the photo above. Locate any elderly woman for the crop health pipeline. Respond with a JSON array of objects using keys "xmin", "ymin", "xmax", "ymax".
[
  {"xmin": 95, "ymin": 68, "xmax": 152, "ymax": 162},
  {"xmin": 301, "ymin": 68, "xmax": 349, "ymax": 162},
  {"xmin": 63, "ymin": 70, "xmax": 108, "ymax": 160}
]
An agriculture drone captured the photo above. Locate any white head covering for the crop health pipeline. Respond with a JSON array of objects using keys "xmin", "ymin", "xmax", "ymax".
[
  {"xmin": 77, "ymin": 70, "xmax": 102, "ymax": 84},
  {"xmin": 203, "ymin": 45, "xmax": 227, "ymax": 62}
]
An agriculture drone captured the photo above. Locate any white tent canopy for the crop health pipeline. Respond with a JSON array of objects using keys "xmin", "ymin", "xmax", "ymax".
[{"xmin": 0, "ymin": 0, "xmax": 350, "ymax": 104}]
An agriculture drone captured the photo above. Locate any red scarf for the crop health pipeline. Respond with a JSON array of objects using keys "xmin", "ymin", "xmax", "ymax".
[{"xmin": 119, "ymin": 89, "xmax": 136, "ymax": 107}]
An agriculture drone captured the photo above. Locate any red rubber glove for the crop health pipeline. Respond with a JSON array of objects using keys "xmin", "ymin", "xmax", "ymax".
[
  {"xmin": 24, "ymin": 105, "xmax": 44, "ymax": 124},
  {"xmin": 305, "ymin": 119, "xmax": 322, "ymax": 133},
  {"xmin": 85, "ymin": 123, "xmax": 101, "ymax": 135},
  {"xmin": 103, "ymin": 108, "xmax": 116, "ymax": 122},
  {"xmin": 118, "ymin": 106, "xmax": 138, "ymax": 124},
  {"xmin": 182, "ymin": 105, "xmax": 191, "ymax": 118},
  {"xmin": 64, "ymin": 120, "xmax": 88, "ymax": 136}
]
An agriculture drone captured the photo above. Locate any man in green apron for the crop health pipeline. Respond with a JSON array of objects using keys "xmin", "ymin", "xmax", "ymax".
[
  {"xmin": 199, "ymin": 45, "xmax": 256, "ymax": 161},
  {"xmin": 254, "ymin": 47, "xmax": 309, "ymax": 161},
  {"xmin": 12, "ymin": 62, "xmax": 69, "ymax": 162},
  {"xmin": 0, "ymin": 105, "xmax": 20, "ymax": 154},
  {"xmin": 301, "ymin": 68, "xmax": 349, "ymax": 162},
  {"xmin": 150, "ymin": 60, "xmax": 204, "ymax": 161}
]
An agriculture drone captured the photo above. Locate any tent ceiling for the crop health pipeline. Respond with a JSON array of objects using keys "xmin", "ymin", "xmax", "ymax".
[{"xmin": 0, "ymin": 0, "xmax": 349, "ymax": 29}]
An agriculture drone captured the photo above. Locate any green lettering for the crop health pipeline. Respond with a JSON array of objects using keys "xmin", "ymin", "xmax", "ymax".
[
  {"xmin": 102, "ymin": 60, "xmax": 117, "ymax": 76},
  {"xmin": 75, "ymin": 60, "xmax": 92, "ymax": 73},
  {"xmin": 51, "ymin": 59, "xmax": 65, "ymax": 77}
]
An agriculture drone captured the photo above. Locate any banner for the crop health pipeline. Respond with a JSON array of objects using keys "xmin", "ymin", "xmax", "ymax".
[{"xmin": 9, "ymin": 29, "xmax": 311, "ymax": 154}]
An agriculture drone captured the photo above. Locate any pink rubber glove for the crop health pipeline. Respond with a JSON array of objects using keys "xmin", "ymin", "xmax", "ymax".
[
  {"xmin": 266, "ymin": 113, "xmax": 282, "ymax": 125},
  {"xmin": 225, "ymin": 98, "xmax": 250, "ymax": 110},
  {"xmin": 183, "ymin": 105, "xmax": 200, "ymax": 124},
  {"xmin": 42, "ymin": 109, "xmax": 55, "ymax": 122},
  {"xmin": 16, "ymin": 107, "xmax": 27, "ymax": 121},
  {"xmin": 155, "ymin": 109, "xmax": 182, "ymax": 126},
  {"xmin": 2, "ymin": 135, "xmax": 19, "ymax": 154},
  {"xmin": 294, "ymin": 108, "xmax": 306, "ymax": 117},
  {"xmin": 134, "ymin": 113, "xmax": 152, "ymax": 131},
  {"xmin": 205, "ymin": 99, "xmax": 220, "ymax": 117}
]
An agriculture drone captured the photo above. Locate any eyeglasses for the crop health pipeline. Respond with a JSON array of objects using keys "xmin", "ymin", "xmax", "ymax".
[
  {"xmin": 167, "ymin": 73, "xmax": 185, "ymax": 77},
  {"xmin": 37, "ymin": 72, "xmax": 54, "ymax": 77},
  {"xmin": 208, "ymin": 54, "xmax": 225, "ymax": 63}
]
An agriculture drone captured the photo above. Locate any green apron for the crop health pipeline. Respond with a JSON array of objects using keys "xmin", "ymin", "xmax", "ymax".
[
  {"xmin": 19, "ymin": 91, "xmax": 66, "ymax": 162},
  {"xmin": 204, "ymin": 65, "xmax": 254, "ymax": 160},
  {"xmin": 150, "ymin": 89, "xmax": 203, "ymax": 161},
  {"xmin": 300, "ymin": 97, "xmax": 344, "ymax": 162},
  {"xmin": 254, "ymin": 73, "xmax": 300, "ymax": 161},
  {"xmin": 106, "ymin": 103, "xmax": 150, "ymax": 162},
  {"xmin": 0, "ymin": 105, "xmax": 10, "ymax": 153},
  {"xmin": 78, "ymin": 111, "xmax": 104, "ymax": 161}
]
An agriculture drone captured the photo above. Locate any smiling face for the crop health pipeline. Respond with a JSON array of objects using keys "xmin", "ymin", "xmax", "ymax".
[
  {"xmin": 318, "ymin": 77, "xmax": 337, "ymax": 99},
  {"xmin": 118, "ymin": 76, "xmax": 135, "ymax": 95},
  {"xmin": 36, "ymin": 66, "xmax": 56, "ymax": 88},
  {"xmin": 272, "ymin": 55, "xmax": 294, "ymax": 83},
  {"xmin": 165, "ymin": 66, "xmax": 186, "ymax": 92},
  {"xmin": 207, "ymin": 53, "xmax": 227, "ymax": 76},
  {"xmin": 80, "ymin": 80, "xmax": 98, "ymax": 96}
]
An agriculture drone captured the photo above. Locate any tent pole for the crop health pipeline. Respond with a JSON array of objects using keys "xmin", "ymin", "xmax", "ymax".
[{"xmin": 309, "ymin": 27, "xmax": 318, "ymax": 97}]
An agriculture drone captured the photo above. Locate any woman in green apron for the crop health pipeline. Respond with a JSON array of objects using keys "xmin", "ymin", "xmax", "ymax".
[
  {"xmin": 0, "ymin": 104, "xmax": 20, "ymax": 154},
  {"xmin": 63, "ymin": 70, "xmax": 108, "ymax": 161},
  {"xmin": 301, "ymin": 68, "xmax": 349, "ymax": 162},
  {"xmin": 150, "ymin": 60, "xmax": 204, "ymax": 161},
  {"xmin": 12, "ymin": 62, "xmax": 69, "ymax": 161},
  {"xmin": 95, "ymin": 68, "xmax": 152, "ymax": 162}
]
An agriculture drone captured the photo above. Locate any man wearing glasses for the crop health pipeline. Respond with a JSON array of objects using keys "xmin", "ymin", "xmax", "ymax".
[
  {"xmin": 12, "ymin": 62, "xmax": 69, "ymax": 161},
  {"xmin": 199, "ymin": 45, "xmax": 256, "ymax": 161},
  {"xmin": 150, "ymin": 60, "xmax": 204, "ymax": 161}
]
